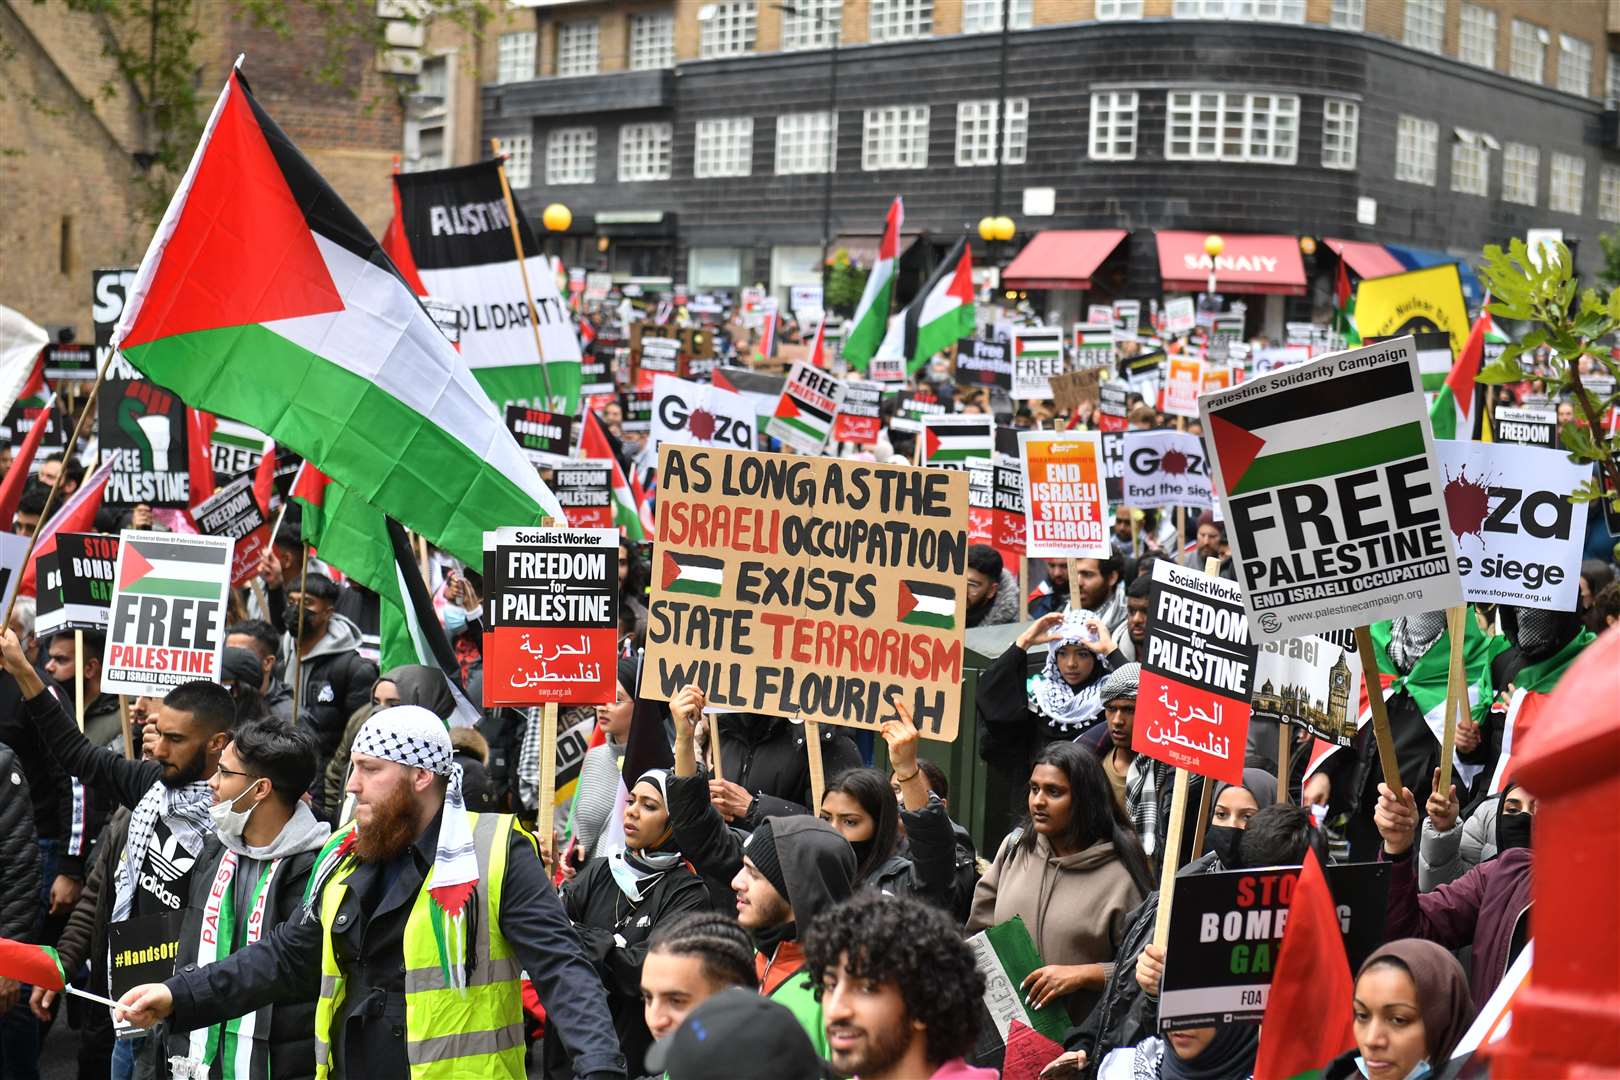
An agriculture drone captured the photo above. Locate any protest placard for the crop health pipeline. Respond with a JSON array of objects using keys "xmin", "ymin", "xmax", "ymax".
[
  {"xmin": 1249, "ymin": 345, "xmax": 1313, "ymax": 376},
  {"xmin": 1010, "ymin": 329, "xmax": 1067, "ymax": 400},
  {"xmin": 889, "ymin": 388, "xmax": 947, "ymax": 434},
  {"xmin": 504, "ymin": 405, "xmax": 574, "ymax": 468},
  {"xmin": 1087, "ymin": 304, "xmax": 1114, "ymax": 326},
  {"xmin": 1098, "ymin": 382, "xmax": 1130, "ymax": 433},
  {"xmin": 99, "ymin": 356, "xmax": 190, "ymax": 507},
  {"xmin": 832, "ymin": 378, "xmax": 884, "ymax": 445},
  {"xmin": 0, "ymin": 533, "xmax": 27, "ymax": 629},
  {"xmin": 191, "ymin": 473, "xmax": 271, "ymax": 588},
  {"xmin": 208, "ymin": 418, "xmax": 272, "ymax": 476},
  {"xmin": 1100, "ymin": 432, "xmax": 1125, "ymax": 506},
  {"xmin": 481, "ymin": 526, "xmax": 620, "ymax": 706},
  {"xmin": 955, "ymin": 338, "xmax": 1012, "ymax": 391},
  {"xmin": 636, "ymin": 334, "xmax": 681, "ymax": 391},
  {"xmin": 43, "ymin": 342, "xmax": 95, "ymax": 382},
  {"xmin": 1435, "ymin": 441, "xmax": 1589, "ymax": 611},
  {"xmin": 993, "ymin": 452, "xmax": 1026, "ymax": 563},
  {"xmin": 102, "ymin": 532, "xmax": 233, "ymax": 696},
  {"xmin": 1134, "ymin": 560, "xmax": 1256, "ymax": 785},
  {"xmin": 1122, "ymin": 429, "xmax": 1213, "ymax": 509},
  {"xmin": 1049, "ymin": 369, "xmax": 1100, "ymax": 416},
  {"xmin": 922, "ymin": 415, "xmax": 994, "ymax": 466},
  {"xmin": 1122, "ymin": 350, "xmax": 1165, "ymax": 405},
  {"xmin": 53, "ymin": 533, "xmax": 117, "ymax": 631},
  {"xmin": 579, "ymin": 345, "xmax": 615, "ymax": 398},
  {"xmin": 1202, "ymin": 337, "xmax": 1464, "ymax": 643},
  {"xmin": 1164, "ymin": 296, "xmax": 1197, "ymax": 336},
  {"xmin": 1493, "ymin": 405, "xmax": 1557, "ymax": 449},
  {"xmin": 966, "ymin": 459, "xmax": 996, "ymax": 551},
  {"xmin": 1201, "ymin": 364, "xmax": 1238, "ymax": 394},
  {"xmin": 650, "ymin": 374, "xmax": 754, "ymax": 455},
  {"xmin": 1113, "ymin": 299, "xmax": 1142, "ymax": 338},
  {"xmin": 620, "ymin": 389, "xmax": 653, "ymax": 434},
  {"xmin": 2, "ymin": 398, "xmax": 64, "ymax": 452},
  {"xmin": 643, "ymin": 445, "xmax": 968, "ymax": 738},
  {"xmin": 1157, "ymin": 863, "xmax": 1391, "ymax": 1030},
  {"xmin": 1355, "ymin": 265, "xmax": 1471, "ymax": 362},
  {"xmin": 1073, "ymin": 326, "xmax": 1115, "ymax": 370},
  {"xmin": 93, "ymin": 267, "xmax": 138, "ymax": 370},
  {"xmin": 1251, "ymin": 628, "xmax": 1363, "ymax": 749},
  {"xmin": 109, "ymin": 912, "xmax": 180, "ymax": 1038},
  {"xmin": 766, "ymin": 362, "xmax": 845, "ymax": 454},
  {"xmin": 1209, "ymin": 315, "xmax": 1245, "ymax": 362},
  {"xmin": 1017, "ymin": 432, "xmax": 1108, "ymax": 559},
  {"xmin": 553, "ymin": 461, "xmax": 616, "ymax": 530},
  {"xmin": 1164, "ymin": 357, "xmax": 1205, "ymax": 418}
]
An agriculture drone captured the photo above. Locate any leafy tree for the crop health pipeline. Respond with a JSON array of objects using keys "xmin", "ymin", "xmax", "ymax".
[
  {"xmin": 823, "ymin": 249, "xmax": 868, "ymax": 317},
  {"xmin": 1599, "ymin": 230, "xmax": 1620, "ymax": 292}
]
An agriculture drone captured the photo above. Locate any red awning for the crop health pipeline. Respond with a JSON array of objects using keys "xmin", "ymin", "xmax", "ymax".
[
  {"xmin": 1003, "ymin": 229, "xmax": 1129, "ymax": 290},
  {"xmin": 1323, "ymin": 237, "xmax": 1405, "ymax": 279},
  {"xmin": 1156, "ymin": 231, "xmax": 1308, "ymax": 296}
]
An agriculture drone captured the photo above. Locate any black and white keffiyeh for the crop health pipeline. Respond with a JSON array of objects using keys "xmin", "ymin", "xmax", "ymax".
[
  {"xmin": 1029, "ymin": 611, "xmax": 1113, "ymax": 732},
  {"xmin": 113, "ymin": 779, "xmax": 213, "ymax": 923}
]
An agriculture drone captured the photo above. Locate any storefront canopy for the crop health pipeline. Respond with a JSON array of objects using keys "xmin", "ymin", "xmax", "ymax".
[
  {"xmin": 1156, "ymin": 231, "xmax": 1308, "ymax": 296},
  {"xmin": 1323, "ymin": 237, "xmax": 1406, "ymax": 279},
  {"xmin": 1002, "ymin": 229, "xmax": 1129, "ymax": 290}
]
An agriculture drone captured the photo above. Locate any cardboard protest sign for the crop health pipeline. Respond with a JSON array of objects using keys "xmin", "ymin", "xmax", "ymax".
[
  {"xmin": 1493, "ymin": 405, "xmax": 1557, "ymax": 449},
  {"xmin": 965, "ymin": 917, "xmax": 1071, "ymax": 1069},
  {"xmin": 650, "ymin": 374, "xmax": 754, "ymax": 455},
  {"xmin": 1157, "ymin": 863, "xmax": 1391, "ymax": 1030},
  {"xmin": 504, "ymin": 405, "xmax": 574, "ymax": 468},
  {"xmin": 832, "ymin": 378, "xmax": 884, "ymax": 445},
  {"xmin": 955, "ymin": 338, "xmax": 1012, "ymax": 391},
  {"xmin": 1251, "ymin": 628, "xmax": 1363, "ymax": 748},
  {"xmin": 43, "ymin": 343, "xmax": 95, "ymax": 382},
  {"xmin": 1164, "ymin": 357, "xmax": 1205, "ymax": 418},
  {"xmin": 481, "ymin": 526, "xmax": 620, "ymax": 706},
  {"xmin": 1435, "ymin": 441, "xmax": 1589, "ymax": 611},
  {"xmin": 643, "ymin": 445, "xmax": 968, "ymax": 738},
  {"xmin": 1163, "ymin": 296, "xmax": 1197, "ymax": 336},
  {"xmin": 888, "ymin": 388, "xmax": 946, "ymax": 434},
  {"xmin": 1098, "ymin": 382, "xmax": 1130, "ymax": 432},
  {"xmin": 102, "ymin": 532, "xmax": 233, "ymax": 696},
  {"xmin": 1017, "ymin": 432, "xmax": 1108, "ymax": 559},
  {"xmin": 1355, "ymin": 265, "xmax": 1471, "ymax": 363},
  {"xmin": 766, "ymin": 362, "xmax": 844, "ymax": 455},
  {"xmin": 99, "ymin": 357, "xmax": 190, "ymax": 507},
  {"xmin": 0, "ymin": 532, "xmax": 28, "ymax": 629},
  {"xmin": 191, "ymin": 473, "xmax": 271, "ymax": 588},
  {"xmin": 1049, "ymin": 369, "xmax": 1100, "ymax": 416},
  {"xmin": 52, "ymin": 533, "xmax": 117, "ymax": 631},
  {"xmin": 1202, "ymin": 337, "xmax": 1464, "ymax": 643},
  {"xmin": 1134, "ymin": 560, "xmax": 1257, "ymax": 785},
  {"xmin": 1100, "ymin": 431, "xmax": 1125, "ymax": 506},
  {"xmin": 1122, "ymin": 429, "xmax": 1212, "ymax": 509},
  {"xmin": 553, "ymin": 461, "xmax": 616, "ymax": 530},
  {"xmin": 922, "ymin": 415, "xmax": 994, "ymax": 466},
  {"xmin": 1010, "ymin": 329, "xmax": 1067, "ymax": 400},
  {"xmin": 1073, "ymin": 326, "xmax": 1115, "ymax": 371}
]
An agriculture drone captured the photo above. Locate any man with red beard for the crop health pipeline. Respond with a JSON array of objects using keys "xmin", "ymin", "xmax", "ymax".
[{"xmin": 116, "ymin": 705, "xmax": 626, "ymax": 1079}]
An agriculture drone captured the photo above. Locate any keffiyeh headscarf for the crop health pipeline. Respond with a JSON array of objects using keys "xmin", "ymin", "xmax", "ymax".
[
  {"xmin": 351, "ymin": 705, "xmax": 478, "ymax": 990},
  {"xmin": 113, "ymin": 779, "xmax": 214, "ymax": 923},
  {"xmin": 1030, "ymin": 611, "xmax": 1113, "ymax": 731},
  {"xmin": 608, "ymin": 768, "xmax": 684, "ymax": 902},
  {"xmin": 1388, "ymin": 610, "xmax": 1447, "ymax": 674}
]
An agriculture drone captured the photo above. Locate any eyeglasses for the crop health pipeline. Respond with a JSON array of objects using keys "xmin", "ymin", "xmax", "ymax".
[{"xmin": 213, "ymin": 765, "xmax": 263, "ymax": 783}]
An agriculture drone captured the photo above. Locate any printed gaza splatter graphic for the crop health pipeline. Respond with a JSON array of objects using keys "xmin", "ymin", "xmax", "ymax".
[
  {"xmin": 687, "ymin": 407, "xmax": 716, "ymax": 442},
  {"xmin": 1159, "ymin": 449, "xmax": 1190, "ymax": 476},
  {"xmin": 1443, "ymin": 465, "xmax": 1493, "ymax": 544}
]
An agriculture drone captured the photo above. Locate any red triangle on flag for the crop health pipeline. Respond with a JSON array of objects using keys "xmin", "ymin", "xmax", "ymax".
[
  {"xmin": 119, "ymin": 542, "xmax": 155, "ymax": 589},
  {"xmin": 923, "ymin": 426, "xmax": 942, "ymax": 460},
  {"xmin": 774, "ymin": 394, "xmax": 801, "ymax": 420},
  {"xmin": 661, "ymin": 551, "xmax": 684, "ymax": 591},
  {"xmin": 945, "ymin": 245, "xmax": 975, "ymax": 306},
  {"xmin": 896, "ymin": 580, "xmax": 918, "ymax": 620},
  {"xmin": 1208, "ymin": 413, "xmax": 1266, "ymax": 492}
]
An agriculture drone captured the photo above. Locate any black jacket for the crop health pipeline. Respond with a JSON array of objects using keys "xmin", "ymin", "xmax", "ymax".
[
  {"xmin": 0, "ymin": 674, "xmax": 89, "ymax": 877},
  {"xmin": 24, "ymin": 685, "xmax": 165, "ymax": 817},
  {"xmin": 164, "ymin": 809, "xmax": 627, "ymax": 1080},
  {"xmin": 715, "ymin": 714, "xmax": 862, "ymax": 828},
  {"xmin": 55, "ymin": 808, "xmax": 131, "ymax": 998},
  {"xmin": 279, "ymin": 614, "xmax": 377, "ymax": 773},
  {"xmin": 862, "ymin": 796, "xmax": 958, "ymax": 912},
  {"xmin": 0, "ymin": 741, "xmax": 43, "ymax": 941}
]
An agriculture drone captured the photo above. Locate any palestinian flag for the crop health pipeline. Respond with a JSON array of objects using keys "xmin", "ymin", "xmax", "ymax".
[
  {"xmin": 0, "ymin": 304, "xmax": 49, "ymax": 418},
  {"xmin": 1413, "ymin": 332, "xmax": 1455, "ymax": 396},
  {"xmin": 662, "ymin": 551, "xmax": 723, "ymax": 597},
  {"xmin": 754, "ymin": 309, "xmax": 778, "ymax": 363},
  {"xmin": 581, "ymin": 410, "xmax": 645, "ymax": 541},
  {"xmin": 118, "ymin": 535, "xmax": 229, "ymax": 599},
  {"xmin": 897, "ymin": 579, "xmax": 955, "ymax": 630},
  {"xmin": 1253, "ymin": 851, "xmax": 1355, "ymax": 1080},
  {"xmin": 965, "ymin": 917, "xmax": 1070, "ymax": 1069},
  {"xmin": 1331, "ymin": 258, "xmax": 1360, "ymax": 347},
  {"xmin": 922, "ymin": 416, "xmax": 993, "ymax": 464},
  {"xmin": 807, "ymin": 313, "xmax": 828, "ymax": 369},
  {"xmin": 903, "ymin": 236, "xmax": 975, "ymax": 375},
  {"xmin": 714, "ymin": 366, "xmax": 787, "ymax": 432},
  {"xmin": 1429, "ymin": 305, "xmax": 1492, "ymax": 441},
  {"xmin": 17, "ymin": 460, "xmax": 114, "ymax": 597},
  {"xmin": 0, "ymin": 938, "xmax": 67, "ymax": 991},
  {"xmin": 842, "ymin": 196, "xmax": 904, "ymax": 372},
  {"xmin": 0, "ymin": 390, "xmax": 56, "ymax": 529},
  {"xmin": 112, "ymin": 68, "xmax": 560, "ymax": 569}
]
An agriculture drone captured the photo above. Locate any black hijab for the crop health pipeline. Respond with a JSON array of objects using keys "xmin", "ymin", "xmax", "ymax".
[{"xmin": 1159, "ymin": 1021, "xmax": 1261, "ymax": 1080}]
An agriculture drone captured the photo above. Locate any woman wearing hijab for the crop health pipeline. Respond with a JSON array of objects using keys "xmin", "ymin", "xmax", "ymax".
[
  {"xmin": 1077, "ymin": 1021, "xmax": 1259, "ymax": 1079},
  {"xmin": 1321, "ymin": 939, "xmax": 1473, "ymax": 1080},
  {"xmin": 977, "ymin": 610, "xmax": 1126, "ymax": 797},
  {"xmin": 563, "ymin": 655, "xmax": 641, "ymax": 872},
  {"xmin": 1201, "ymin": 768, "xmax": 1278, "ymax": 868},
  {"xmin": 546, "ymin": 768, "xmax": 710, "ymax": 1078}
]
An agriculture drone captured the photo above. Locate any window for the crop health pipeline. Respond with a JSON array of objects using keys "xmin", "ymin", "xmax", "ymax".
[
  {"xmin": 694, "ymin": 117, "xmax": 754, "ymax": 178},
  {"xmin": 1403, "ymin": 0, "xmax": 1443, "ymax": 54},
  {"xmin": 546, "ymin": 127, "xmax": 595, "ymax": 184},
  {"xmin": 1329, "ymin": 0, "xmax": 1363, "ymax": 31},
  {"xmin": 1601, "ymin": 166, "xmax": 1620, "ymax": 222},
  {"xmin": 1088, "ymin": 91, "xmax": 1138, "ymax": 161},
  {"xmin": 781, "ymin": 0, "xmax": 841, "ymax": 49},
  {"xmin": 1172, "ymin": 0, "xmax": 1304, "ymax": 20},
  {"xmin": 689, "ymin": 248, "xmax": 743, "ymax": 289},
  {"xmin": 1502, "ymin": 143, "xmax": 1538, "ymax": 205},
  {"xmin": 957, "ymin": 98, "xmax": 1029, "ymax": 166},
  {"xmin": 863, "ymin": 105, "xmax": 930, "ymax": 170},
  {"xmin": 1511, "ymin": 20, "xmax": 1546, "ymax": 83},
  {"xmin": 700, "ymin": 2, "xmax": 756, "ymax": 58},
  {"xmin": 1395, "ymin": 115, "xmax": 1438, "ymax": 185},
  {"xmin": 1095, "ymin": 0, "xmax": 1144, "ymax": 19},
  {"xmin": 962, "ymin": 0, "xmax": 1031, "ymax": 32},
  {"xmin": 1450, "ymin": 140, "xmax": 1488, "ymax": 195},
  {"xmin": 1550, "ymin": 152, "xmax": 1585, "ymax": 214},
  {"xmin": 1321, "ymin": 98, "xmax": 1358, "ymax": 170},
  {"xmin": 629, "ymin": 12, "xmax": 674, "ymax": 70},
  {"xmin": 1458, "ymin": 4, "xmax": 1495, "ymax": 68},
  {"xmin": 1164, "ymin": 91, "xmax": 1298, "ymax": 163},
  {"xmin": 556, "ymin": 19, "xmax": 599, "ymax": 78},
  {"xmin": 1608, "ymin": 53, "xmax": 1620, "ymax": 105},
  {"xmin": 502, "ymin": 133, "xmax": 532, "ymax": 188},
  {"xmin": 775, "ymin": 112, "xmax": 837, "ymax": 174},
  {"xmin": 869, "ymin": 0, "xmax": 931, "ymax": 42},
  {"xmin": 1558, "ymin": 35, "xmax": 1593, "ymax": 96},
  {"xmin": 618, "ymin": 122, "xmax": 672, "ymax": 182},
  {"xmin": 496, "ymin": 31, "xmax": 536, "ymax": 84}
]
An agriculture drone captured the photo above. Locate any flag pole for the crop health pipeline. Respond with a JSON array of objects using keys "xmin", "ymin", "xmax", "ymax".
[
  {"xmin": 1354, "ymin": 626, "xmax": 1404, "ymax": 793},
  {"xmin": 490, "ymin": 137, "xmax": 555, "ymax": 405},
  {"xmin": 74, "ymin": 630, "xmax": 85, "ymax": 734},
  {"xmin": 289, "ymin": 545, "xmax": 310, "ymax": 726}
]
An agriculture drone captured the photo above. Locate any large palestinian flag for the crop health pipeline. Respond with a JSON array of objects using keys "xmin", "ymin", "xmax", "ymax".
[
  {"xmin": 112, "ymin": 69, "xmax": 560, "ymax": 567},
  {"xmin": 842, "ymin": 196, "xmax": 903, "ymax": 372},
  {"xmin": 902, "ymin": 236, "xmax": 975, "ymax": 375},
  {"xmin": 385, "ymin": 162, "xmax": 583, "ymax": 415}
]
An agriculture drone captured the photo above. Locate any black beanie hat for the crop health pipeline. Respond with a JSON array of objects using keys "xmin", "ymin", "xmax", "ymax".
[{"xmin": 744, "ymin": 819, "xmax": 789, "ymax": 902}]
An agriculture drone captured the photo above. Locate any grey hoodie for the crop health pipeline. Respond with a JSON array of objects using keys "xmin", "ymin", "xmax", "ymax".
[{"xmin": 281, "ymin": 611, "xmax": 378, "ymax": 768}]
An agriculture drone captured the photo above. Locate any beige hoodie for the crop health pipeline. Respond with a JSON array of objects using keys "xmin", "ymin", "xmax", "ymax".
[{"xmin": 967, "ymin": 831, "xmax": 1145, "ymax": 1022}]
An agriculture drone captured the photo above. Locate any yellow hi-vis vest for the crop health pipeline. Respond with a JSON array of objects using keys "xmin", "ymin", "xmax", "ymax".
[{"xmin": 311, "ymin": 812, "xmax": 530, "ymax": 1080}]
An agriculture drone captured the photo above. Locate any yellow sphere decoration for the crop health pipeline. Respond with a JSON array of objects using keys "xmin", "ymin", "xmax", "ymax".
[
  {"xmin": 542, "ymin": 203, "xmax": 572, "ymax": 232},
  {"xmin": 1299, "ymin": 235, "xmax": 1317, "ymax": 256},
  {"xmin": 1204, "ymin": 234, "xmax": 1225, "ymax": 257},
  {"xmin": 978, "ymin": 217, "xmax": 998, "ymax": 242},
  {"xmin": 993, "ymin": 215, "xmax": 1016, "ymax": 242}
]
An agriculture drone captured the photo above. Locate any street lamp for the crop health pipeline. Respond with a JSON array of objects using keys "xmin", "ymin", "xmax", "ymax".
[
  {"xmin": 542, "ymin": 203, "xmax": 572, "ymax": 232},
  {"xmin": 977, "ymin": 216, "xmax": 1015, "ymax": 243},
  {"xmin": 1204, "ymin": 234, "xmax": 1224, "ymax": 297},
  {"xmin": 773, "ymin": 3, "xmax": 839, "ymax": 264}
]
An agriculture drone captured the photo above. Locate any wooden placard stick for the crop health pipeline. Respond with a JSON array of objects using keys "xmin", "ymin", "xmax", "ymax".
[
  {"xmin": 289, "ymin": 545, "xmax": 310, "ymax": 726},
  {"xmin": 1151, "ymin": 767, "xmax": 1192, "ymax": 949},
  {"xmin": 490, "ymin": 137, "xmax": 554, "ymax": 404},
  {"xmin": 1067, "ymin": 558, "xmax": 1083, "ymax": 613},
  {"xmin": 804, "ymin": 717, "xmax": 826, "ymax": 816},
  {"xmin": 1276, "ymin": 723, "xmax": 1292, "ymax": 804},
  {"xmin": 1438, "ymin": 605, "xmax": 1468, "ymax": 799},
  {"xmin": 1017, "ymin": 556, "xmax": 1029, "ymax": 621},
  {"xmin": 1188, "ymin": 777, "xmax": 1214, "ymax": 865},
  {"xmin": 119, "ymin": 696, "xmax": 134, "ymax": 761},
  {"xmin": 536, "ymin": 702, "xmax": 559, "ymax": 864},
  {"xmin": 1354, "ymin": 625, "xmax": 1404, "ymax": 793},
  {"xmin": 710, "ymin": 711, "xmax": 725, "ymax": 783},
  {"xmin": 74, "ymin": 630, "xmax": 86, "ymax": 734}
]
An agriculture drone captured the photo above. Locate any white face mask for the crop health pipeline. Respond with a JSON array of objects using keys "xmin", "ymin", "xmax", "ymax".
[{"xmin": 209, "ymin": 781, "xmax": 264, "ymax": 839}]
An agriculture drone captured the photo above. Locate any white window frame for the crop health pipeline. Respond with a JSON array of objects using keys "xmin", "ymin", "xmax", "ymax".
[
  {"xmin": 1458, "ymin": 4, "xmax": 1496, "ymax": 68},
  {"xmin": 775, "ymin": 111, "xmax": 838, "ymax": 175},
  {"xmin": 1395, "ymin": 115, "xmax": 1438, "ymax": 185},
  {"xmin": 545, "ymin": 127, "xmax": 596, "ymax": 185},
  {"xmin": 628, "ymin": 12, "xmax": 675, "ymax": 70},
  {"xmin": 555, "ymin": 19, "xmax": 599, "ymax": 78},
  {"xmin": 1558, "ymin": 34, "xmax": 1593, "ymax": 97},
  {"xmin": 502, "ymin": 133, "xmax": 533, "ymax": 188},
  {"xmin": 694, "ymin": 116, "xmax": 754, "ymax": 179},
  {"xmin": 1510, "ymin": 20, "xmax": 1547, "ymax": 83},
  {"xmin": 1164, "ymin": 91, "xmax": 1298, "ymax": 164},
  {"xmin": 1095, "ymin": 0, "xmax": 1145, "ymax": 19},
  {"xmin": 1088, "ymin": 91, "xmax": 1139, "ymax": 161},
  {"xmin": 1450, "ymin": 140, "xmax": 1488, "ymax": 196},
  {"xmin": 781, "ymin": 0, "xmax": 842, "ymax": 50},
  {"xmin": 1329, "ymin": 0, "xmax": 1363, "ymax": 32},
  {"xmin": 869, "ymin": 0, "xmax": 931, "ymax": 42},
  {"xmin": 1600, "ymin": 166, "xmax": 1620, "ymax": 223},
  {"xmin": 955, "ymin": 98, "xmax": 1028, "ymax": 166},
  {"xmin": 1403, "ymin": 0, "xmax": 1444, "ymax": 54},
  {"xmin": 961, "ymin": 0, "xmax": 1032, "ymax": 33},
  {"xmin": 1608, "ymin": 52, "xmax": 1620, "ymax": 106},
  {"xmin": 1502, "ymin": 143, "xmax": 1538, "ymax": 206},
  {"xmin": 699, "ymin": 2, "xmax": 757, "ymax": 59},
  {"xmin": 1172, "ymin": 0, "xmax": 1304, "ymax": 21},
  {"xmin": 862, "ymin": 105, "xmax": 930, "ymax": 171},
  {"xmin": 1550, "ymin": 152, "xmax": 1585, "ymax": 214},
  {"xmin": 1321, "ymin": 98, "xmax": 1358, "ymax": 171},
  {"xmin": 618, "ymin": 122, "xmax": 672, "ymax": 182},
  {"xmin": 496, "ymin": 31, "xmax": 536, "ymax": 85}
]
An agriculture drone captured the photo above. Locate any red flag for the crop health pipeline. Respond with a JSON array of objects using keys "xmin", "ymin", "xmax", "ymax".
[
  {"xmin": 253, "ymin": 440, "xmax": 278, "ymax": 518},
  {"xmin": 16, "ymin": 459, "xmax": 112, "ymax": 597},
  {"xmin": 0, "ymin": 937, "xmax": 66, "ymax": 991},
  {"xmin": 186, "ymin": 407, "xmax": 218, "ymax": 506},
  {"xmin": 807, "ymin": 314, "xmax": 828, "ymax": 369},
  {"xmin": 1253, "ymin": 850, "xmax": 1357, "ymax": 1080},
  {"xmin": 0, "ymin": 391, "xmax": 57, "ymax": 530}
]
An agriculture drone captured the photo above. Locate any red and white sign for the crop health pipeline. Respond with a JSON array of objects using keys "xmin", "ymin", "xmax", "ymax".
[{"xmin": 1163, "ymin": 357, "xmax": 1205, "ymax": 418}]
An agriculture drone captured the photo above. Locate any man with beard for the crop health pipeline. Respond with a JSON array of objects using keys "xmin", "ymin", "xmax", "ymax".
[
  {"xmin": 965, "ymin": 545, "xmax": 1020, "ymax": 628},
  {"xmin": 2, "ymin": 629, "xmax": 233, "ymax": 1080},
  {"xmin": 115, "ymin": 705, "xmax": 626, "ymax": 1080},
  {"xmin": 43, "ymin": 631, "xmax": 122, "ymax": 751},
  {"xmin": 803, "ymin": 892, "xmax": 993, "ymax": 1080},
  {"xmin": 1116, "ymin": 576, "xmax": 1151, "ymax": 663}
]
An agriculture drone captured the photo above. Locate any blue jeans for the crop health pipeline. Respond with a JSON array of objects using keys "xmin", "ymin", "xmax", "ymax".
[{"xmin": 111, "ymin": 1033, "xmax": 147, "ymax": 1080}]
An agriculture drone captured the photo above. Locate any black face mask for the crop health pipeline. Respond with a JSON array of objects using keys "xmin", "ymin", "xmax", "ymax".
[
  {"xmin": 1204, "ymin": 824, "xmax": 1245, "ymax": 868},
  {"xmin": 849, "ymin": 837, "xmax": 875, "ymax": 876},
  {"xmin": 1497, "ymin": 811, "xmax": 1533, "ymax": 852}
]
